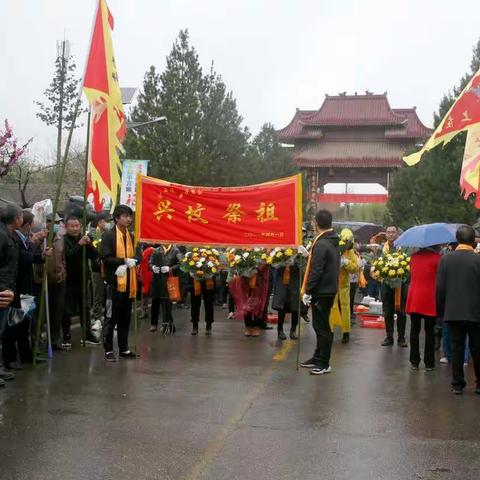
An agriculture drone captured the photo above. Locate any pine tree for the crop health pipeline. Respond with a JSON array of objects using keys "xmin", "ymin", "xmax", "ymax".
[
  {"xmin": 35, "ymin": 53, "xmax": 85, "ymax": 131},
  {"xmin": 124, "ymin": 30, "xmax": 250, "ymax": 186}
]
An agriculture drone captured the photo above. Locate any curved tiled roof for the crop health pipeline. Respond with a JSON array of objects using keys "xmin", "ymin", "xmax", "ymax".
[
  {"xmin": 293, "ymin": 141, "xmax": 405, "ymax": 168},
  {"xmin": 277, "ymin": 94, "xmax": 432, "ymax": 142},
  {"xmin": 390, "ymin": 108, "xmax": 433, "ymax": 138},
  {"xmin": 307, "ymin": 95, "xmax": 405, "ymax": 126},
  {"xmin": 277, "ymin": 110, "xmax": 317, "ymax": 141}
]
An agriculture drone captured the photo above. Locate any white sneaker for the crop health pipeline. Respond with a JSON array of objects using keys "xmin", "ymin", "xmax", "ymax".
[
  {"xmin": 439, "ymin": 357, "xmax": 449, "ymax": 364},
  {"xmin": 310, "ymin": 366, "xmax": 332, "ymax": 375},
  {"xmin": 228, "ymin": 312, "xmax": 235, "ymax": 320},
  {"xmin": 91, "ymin": 319, "xmax": 102, "ymax": 331}
]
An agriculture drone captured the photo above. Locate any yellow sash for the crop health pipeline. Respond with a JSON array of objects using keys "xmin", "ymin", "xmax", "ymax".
[
  {"xmin": 300, "ymin": 229, "xmax": 333, "ymax": 295},
  {"xmin": 116, "ymin": 226, "xmax": 137, "ymax": 299}
]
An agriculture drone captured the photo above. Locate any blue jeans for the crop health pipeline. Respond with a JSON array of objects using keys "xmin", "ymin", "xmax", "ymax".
[
  {"xmin": 0, "ymin": 307, "xmax": 8, "ymax": 367},
  {"xmin": 442, "ymin": 322, "xmax": 470, "ymax": 363}
]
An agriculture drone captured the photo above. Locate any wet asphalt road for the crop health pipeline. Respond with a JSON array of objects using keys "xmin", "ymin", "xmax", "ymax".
[{"xmin": 0, "ymin": 307, "xmax": 479, "ymax": 480}]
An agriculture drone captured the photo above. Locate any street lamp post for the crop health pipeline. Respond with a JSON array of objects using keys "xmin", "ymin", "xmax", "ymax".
[{"xmin": 127, "ymin": 116, "xmax": 167, "ymax": 129}]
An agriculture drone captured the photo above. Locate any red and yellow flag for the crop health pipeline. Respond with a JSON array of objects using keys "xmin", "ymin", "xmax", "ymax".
[
  {"xmin": 404, "ymin": 67, "xmax": 480, "ymax": 206},
  {"xmin": 83, "ymin": 0, "xmax": 126, "ymax": 211}
]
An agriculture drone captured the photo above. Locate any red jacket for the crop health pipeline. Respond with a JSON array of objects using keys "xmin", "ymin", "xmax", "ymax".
[
  {"xmin": 138, "ymin": 246, "xmax": 155, "ymax": 295},
  {"xmin": 406, "ymin": 250, "xmax": 441, "ymax": 317}
]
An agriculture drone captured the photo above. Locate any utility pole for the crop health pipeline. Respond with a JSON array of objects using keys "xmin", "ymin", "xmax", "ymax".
[{"xmin": 55, "ymin": 39, "xmax": 71, "ymax": 181}]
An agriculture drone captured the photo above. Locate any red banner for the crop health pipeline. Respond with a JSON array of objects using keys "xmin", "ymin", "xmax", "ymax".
[
  {"xmin": 318, "ymin": 193, "xmax": 388, "ymax": 204},
  {"xmin": 135, "ymin": 175, "xmax": 303, "ymax": 247}
]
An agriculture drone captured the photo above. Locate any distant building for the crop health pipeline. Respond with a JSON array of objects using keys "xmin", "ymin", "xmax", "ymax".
[{"xmin": 277, "ymin": 93, "xmax": 432, "ymax": 213}]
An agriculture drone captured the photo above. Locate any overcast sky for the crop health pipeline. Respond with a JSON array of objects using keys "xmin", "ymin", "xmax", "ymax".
[{"xmin": 1, "ymin": 0, "xmax": 480, "ymax": 192}]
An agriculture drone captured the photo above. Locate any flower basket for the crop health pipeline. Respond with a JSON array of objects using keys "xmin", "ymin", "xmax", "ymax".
[{"xmin": 180, "ymin": 247, "xmax": 221, "ymax": 280}]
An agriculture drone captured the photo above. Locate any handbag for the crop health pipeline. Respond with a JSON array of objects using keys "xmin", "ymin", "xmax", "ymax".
[
  {"xmin": 166, "ymin": 272, "xmax": 182, "ymax": 302},
  {"xmin": 7, "ymin": 308, "xmax": 24, "ymax": 327}
]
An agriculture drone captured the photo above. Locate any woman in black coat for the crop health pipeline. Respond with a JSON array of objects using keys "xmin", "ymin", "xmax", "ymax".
[
  {"xmin": 272, "ymin": 264, "xmax": 300, "ymax": 340},
  {"xmin": 149, "ymin": 245, "xmax": 181, "ymax": 334}
]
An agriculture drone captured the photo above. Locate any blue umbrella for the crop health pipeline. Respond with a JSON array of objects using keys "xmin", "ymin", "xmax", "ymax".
[{"xmin": 394, "ymin": 223, "xmax": 458, "ymax": 249}]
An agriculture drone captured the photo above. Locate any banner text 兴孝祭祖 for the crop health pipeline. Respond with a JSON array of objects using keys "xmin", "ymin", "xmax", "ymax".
[{"xmin": 135, "ymin": 174, "xmax": 303, "ymax": 247}]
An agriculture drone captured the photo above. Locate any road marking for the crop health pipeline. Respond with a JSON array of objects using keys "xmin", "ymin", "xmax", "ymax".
[
  {"xmin": 272, "ymin": 340, "xmax": 294, "ymax": 361},
  {"xmin": 184, "ymin": 339, "xmax": 295, "ymax": 480}
]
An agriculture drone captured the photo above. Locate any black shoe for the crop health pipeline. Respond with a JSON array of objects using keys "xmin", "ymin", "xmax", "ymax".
[
  {"xmin": 4, "ymin": 362, "xmax": 24, "ymax": 371},
  {"xmin": 381, "ymin": 337, "xmax": 394, "ymax": 346},
  {"xmin": 0, "ymin": 369, "xmax": 15, "ymax": 380},
  {"xmin": 278, "ymin": 330, "xmax": 287, "ymax": 340},
  {"xmin": 341, "ymin": 332, "xmax": 350, "ymax": 344},
  {"xmin": 410, "ymin": 363, "xmax": 419, "ymax": 371},
  {"xmin": 289, "ymin": 331, "xmax": 298, "ymax": 340},
  {"xmin": 105, "ymin": 351, "xmax": 117, "ymax": 362},
  {"xmin": 85, "ymin": 334, "xmax": 101, "ymax": 346},
  {"xmin": 300, "ymin": 358, "xmax": 317, "ymax": 368},
  {"xmin": 205, "ymin": 324, "xmax": 212, "ymax": 336},
  {"xmin": 425, "ymin": 366, "xmax": 435, "ymax": 371},
  {"xmin": 119, "ymin": 350, "xmax": 137, "ymax": 359},
  {"xmin": 260, "ymin": 325, "xmax": 273, "ymax": 330},
  {"xmin": 34, "ymin": 356, "xmax": 48, "ymax": 364},
  {"xmin": 300, "ymin": 312, "xmax": 310, "ymax": 323},
  {"xmin": 191, "ymin": 324, "xmax": 199, "ymax": 336},
  {"xmin": 452, "ymin": 387, "xmax": 464, "ymax": 395},
  {"xmin": 61, "ymin": 342, "xmax": 72, "ymax": 350},
  {"xmin": 398, "ymin": 338, "xmax": 408, "ymax": 348}
]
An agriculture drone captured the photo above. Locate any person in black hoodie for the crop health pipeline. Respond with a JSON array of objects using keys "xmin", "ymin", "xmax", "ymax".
[
  {"xmin": 436, "ymin": 225, "xmax": 480, "ymax": 395},
  {"xmin": 63, "ymin": 216, "xmax": 99, "ymax": 346},
  {"xmin": 0, "ymin": 204, "xmax": 22, "ymax": 386},
  {"xmin": 300, "ymin": 209, "xmax": 340, "ymax": 375}
]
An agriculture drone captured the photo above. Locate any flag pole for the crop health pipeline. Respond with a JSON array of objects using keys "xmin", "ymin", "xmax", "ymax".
[
  {"xmin": 33, "ymin": 95, "xmax": 84, "ymax": 366},
  {"xmin": 43, "ymin": 239, "xmax": 53, "ymax": 358},
  {"xmin": 296, "ymin": 262, "xmax": 304, "ymax": 371},
  {"xmin": 81, "ymin": 109, "xmax": 92, "ymax": 348}
]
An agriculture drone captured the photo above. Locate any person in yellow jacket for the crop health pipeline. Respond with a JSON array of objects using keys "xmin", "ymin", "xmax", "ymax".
[{"xmin": 329, "ymin": 229, "xmax": 361, "ymax": 344}]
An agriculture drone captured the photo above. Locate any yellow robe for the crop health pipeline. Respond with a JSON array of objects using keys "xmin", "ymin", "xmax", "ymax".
[{"xmin": 329, "ymin": 249, "xmax": 361, "ymax": 333}]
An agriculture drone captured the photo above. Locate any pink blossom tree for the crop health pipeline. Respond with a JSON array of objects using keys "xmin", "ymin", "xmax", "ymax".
[{"xmin": 0, "ymin": 120, "xmax": 32, "ymax": 177}]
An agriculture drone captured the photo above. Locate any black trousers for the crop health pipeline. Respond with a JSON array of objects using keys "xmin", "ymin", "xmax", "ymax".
[
  {"xmin": 409, "ymin": 313, "xmax": 436, "ymax": 368},
  {"xmin": 244, "ymin": 313, "xmax": 262, "ymax": 328},
  {"xmin": 103, "ymin": 288, "xmax": 132, "ymax": 352},
  {"xmin": 311, "ymin": 296, "xmax": 335, "ymax": 369},
  {"xmin": 151, "ymin": 297, "xmax": 173, "ymax": 326},
  {"xmin": 448, "ymin": 321, "xmax": 480, "ymax": 389},
  {"xmin": 350, "ymin": 282, "xmax": 357, "ymax": 316},
  {"xmin": 191, "ymin": 289, "xmax": 215, "ymax": 325},
  {"xmin": 65, "ymin": 284, "xmax": 91, "ymax": 339},
  {"xmin": 381, "ymin": 283, "xmax": 408, "ymax": 340},
  {"xmin": 277, "ymin": 309, "xmax": 299, "ymax": 333},
  {"xmin": 47, "ymin": 281, "xmax": 66, "ymax": 346},
  {"xmin": 2, "ymin": 316, "xmax": 33, "ymax": 365}
]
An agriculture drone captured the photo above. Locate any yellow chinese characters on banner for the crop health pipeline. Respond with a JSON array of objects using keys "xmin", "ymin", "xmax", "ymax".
[{"xmin": 136, "ymin": 175, "xmax": 303, "ymax": 247}]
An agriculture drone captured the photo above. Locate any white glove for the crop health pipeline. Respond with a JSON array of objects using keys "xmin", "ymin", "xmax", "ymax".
[
  {"xmin": 340, "ymin": 257, "xmax": 350, "ymax": 267},
  {"xmin": 152, "ymin": 265, "xmax": 161, "ymax": 274},
  {"xmin": 125, "ymin": 258, "xmax": 137, "ymax": 268},
  {"xmin": 298, "ymin": 245, "xmax": 309, "ymax": 257},
  {"xmin": 161, "ymin": 266, "xmax": 170, "ymax": 274},
  {"xmin": 302, "ymin": 294, "xmax": 312, "ymax": 306},
  {"xmin": 115, "ymin": 265, "xmax": 127, "ymax": 277}
]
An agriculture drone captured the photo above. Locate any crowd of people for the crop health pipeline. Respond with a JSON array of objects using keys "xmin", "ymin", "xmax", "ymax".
[{"xmin": 0, "ymin": 202, "xmax": 479, "ymax": 395}]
